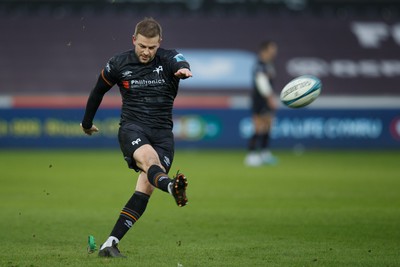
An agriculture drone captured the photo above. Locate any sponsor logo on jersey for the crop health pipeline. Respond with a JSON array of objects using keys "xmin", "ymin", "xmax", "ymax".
[
  {"xmin": 153, "ymin": 66, "xmax": 163, "ymax": 75},
  {"xmin": 129, "ymin": 79, "xmax": 166, "ymax": 88},
  {"xmin": 122, "ymin": 80, "xmax": 130, "ymax": 89},
  {"xmin": 122, "ymin": 79, "xmax": 166, "ymax": 89},
  {"xmin": 122, "ymin": 70, "xmax": 132, "ymax": 78}
]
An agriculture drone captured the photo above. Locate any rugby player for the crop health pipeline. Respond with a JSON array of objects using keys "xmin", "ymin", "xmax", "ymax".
[
  {"xmin": 245, "ymin": 41, "xmax": 278, "ymax": 166},
  {"xmin": 81, "ymin": 17, "xmax": 192, "ymax": 257}
]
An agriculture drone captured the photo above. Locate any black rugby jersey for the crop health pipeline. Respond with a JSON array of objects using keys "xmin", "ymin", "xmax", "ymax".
[
  {"xmin": 251, "ymin": 60, "xmax": 276, "ymax": 107},
  {"xmin": 102, "ymin": 48, "xmax": 190, "ymax": 129}
]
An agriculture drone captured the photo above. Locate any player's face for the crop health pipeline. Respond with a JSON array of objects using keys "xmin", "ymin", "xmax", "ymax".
[
  {"xmin": 260, "ymin": 44, "xmax": 278, "ymax": 63},
  {"xmin": 133, "ymin": 34, "xmax": 161, "ymax": 64}
]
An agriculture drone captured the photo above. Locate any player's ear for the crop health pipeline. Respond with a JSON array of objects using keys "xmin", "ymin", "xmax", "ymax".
[{"xmin": 132, "ymin": 35, "xmax": 136, "ymax": 46}]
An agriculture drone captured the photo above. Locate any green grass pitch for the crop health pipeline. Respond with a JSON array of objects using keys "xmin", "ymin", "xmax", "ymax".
[{"xmin": 0, "ymin": 149, "xmax": 399, "ymax": 267}]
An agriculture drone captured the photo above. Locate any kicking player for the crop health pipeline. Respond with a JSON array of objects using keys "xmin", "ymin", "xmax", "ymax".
[
  {"xmin": 80, "ymin": 18, "xmax": 192, "ymax": 258},
  {"xmin": 245, "ymin": 41, "xmax": 278, "ymax": 166}
]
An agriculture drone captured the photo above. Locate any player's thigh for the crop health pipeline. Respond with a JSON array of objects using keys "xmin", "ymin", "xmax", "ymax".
[
  {"xmin": 253, "ymin": 113, "xmax": 273, "ymax": 133},
  {"xmin": 264, "ymin": 112, "xmax": 274, "ymax": 130},
  {"xmin": 252, "ymin": 114, "xmax": 265, "ymax": 133},
  {"xmin": 118, "ymin": 123, "xmax": 151, "ymax": 172},
  {"xmin": 133, "ymin": 144, "xmax": 163, "ymax": 172},
  {"xmin": 150, "ymin": 129, "xmax": 175, "ymax": 174},
  {"xmin": 261, "ymin": 113, "xmax": 274, "ymax": 129}
]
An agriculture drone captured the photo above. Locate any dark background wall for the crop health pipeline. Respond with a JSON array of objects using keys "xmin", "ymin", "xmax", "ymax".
[
  {"xmin": 1, "ymin": 1, "xmax": 400, "ymax": 149},
  {"xmin": 1, "ymin": 0, "xmax": 400, "ymax": 96}
]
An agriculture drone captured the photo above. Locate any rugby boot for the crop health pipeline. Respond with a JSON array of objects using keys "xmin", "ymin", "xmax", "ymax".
[
  {"xmin": 171, "ymin": 172, "xmax": 188, "ymax": 207},
  {"xmin": 98, "ymin": 240, "xmax": 126, "ymax": 258}
]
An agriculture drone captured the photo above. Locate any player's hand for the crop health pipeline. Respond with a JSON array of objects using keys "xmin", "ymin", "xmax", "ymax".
[
  {"xmin": 268, "ymin": 96, "xmax": 278, "ymax": 111},
  {"xmin": 80, "ymin": 123, "xmax": 99, "ymax": 136},
  {"xmin": 174, "ymin": 68, "xmax": 192, "ymax": 79}
]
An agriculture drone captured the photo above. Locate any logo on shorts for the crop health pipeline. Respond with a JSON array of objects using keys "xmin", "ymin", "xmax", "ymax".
[
  {"xmin": 163, "ymin": 156, "xmax": 171, "ymax": 167},
  {"xmin": 131, "ymin": 138, "xmax": 141, "ymax": 146}
]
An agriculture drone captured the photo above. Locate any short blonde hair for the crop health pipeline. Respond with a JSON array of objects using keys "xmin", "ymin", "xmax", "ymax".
[{"xmin": 134, "ymin": 17, "xmax": 162, "ymax": 39}]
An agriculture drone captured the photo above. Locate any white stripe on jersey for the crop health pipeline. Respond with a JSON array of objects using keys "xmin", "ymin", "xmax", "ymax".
[{"xmin": 255, "ymin": 72, "xmax": 273, "ymax": 97}]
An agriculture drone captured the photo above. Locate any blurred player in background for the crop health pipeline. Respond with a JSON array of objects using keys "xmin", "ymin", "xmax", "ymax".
[
  {"xmin": 80, "ymin": 18, "xmax": 192, "ymax": 258},
  {"xmin": 245, "ymin": 41, "xmax": 278, "ymax": 166}
]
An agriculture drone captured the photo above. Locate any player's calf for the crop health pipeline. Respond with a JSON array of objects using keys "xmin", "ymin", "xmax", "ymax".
[{"xmin": 147, "ymin": 165, "xmax": 188, "ymax": 207}]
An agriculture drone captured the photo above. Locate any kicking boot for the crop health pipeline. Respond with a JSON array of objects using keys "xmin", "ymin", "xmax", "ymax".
[
  {"xmin": 170, "ymin": 172, "xmax": 188, "ymax": 207},
  {"xmin": 98, "ymin": 240, "xmax": 126, "ymax": 258}
]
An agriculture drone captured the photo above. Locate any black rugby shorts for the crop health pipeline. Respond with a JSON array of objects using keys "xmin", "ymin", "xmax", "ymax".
[
  {"xmin": 118, "ymin": 122, "xmax": 174, "ymax": 173},
  {"xmin": 252, "ymin": 99, "xmax": 273, "ymax": 115}
]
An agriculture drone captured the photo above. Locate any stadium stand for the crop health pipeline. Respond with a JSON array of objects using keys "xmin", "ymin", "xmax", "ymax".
[{"xmin": 1, "ymin": 0, "xmax": 399, "ymax": 96}]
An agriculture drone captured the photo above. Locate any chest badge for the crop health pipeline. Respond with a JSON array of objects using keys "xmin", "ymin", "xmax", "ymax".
[{"xmin": 153, "ymin": 66, "xmax": 163, "ymax": 75}]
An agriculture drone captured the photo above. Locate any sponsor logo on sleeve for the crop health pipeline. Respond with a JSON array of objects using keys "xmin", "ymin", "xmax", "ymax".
[
  {"xmin": 174, "ymin": 53, "xmax": 186, "ymax": 62},
  {"xmin": 105, "ymin": 62, "xmax": 111, "ymax": 72}
]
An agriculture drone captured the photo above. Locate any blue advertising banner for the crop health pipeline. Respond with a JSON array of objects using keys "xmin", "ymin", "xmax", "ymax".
[{"xmin": 0, "ymin": 108, "xmax": 399, "ymax": 149}]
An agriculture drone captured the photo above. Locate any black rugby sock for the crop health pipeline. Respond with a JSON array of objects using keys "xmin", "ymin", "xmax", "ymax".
[
  {"xmin": 261, "ymin": 132, "xmax": 270, "ymax": 149},
  {"xmin": 110, "ymin": 191, "xmax": 150, "ymax": 240},
  {"xmin": 147, "ymin": 165, "xmax": 172, "ymax": 193},
  {"xmin": 248, "ymin": 133, "xmax": 259, "ymax": 151}
]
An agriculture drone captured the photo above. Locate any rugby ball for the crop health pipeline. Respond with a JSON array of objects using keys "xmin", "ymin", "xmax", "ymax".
[{"xmin": 280, "ymin": 75, "xmax": 322, "ymax": 108}]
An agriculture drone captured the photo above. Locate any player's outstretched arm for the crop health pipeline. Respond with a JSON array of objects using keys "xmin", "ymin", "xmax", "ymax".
[{"xmin": 174, "ymin": 68, "xmax": 192, "ymax": 79}]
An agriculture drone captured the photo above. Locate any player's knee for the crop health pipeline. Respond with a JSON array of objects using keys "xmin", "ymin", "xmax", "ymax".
[{"xmin": 134, "ymin": 144, "xmax": 161, "ymax": 171}]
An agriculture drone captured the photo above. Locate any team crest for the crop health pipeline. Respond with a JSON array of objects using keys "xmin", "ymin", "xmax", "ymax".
[{"xmin": 153, "ymin": 66, "xmax": 163, "ymax": 75}]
